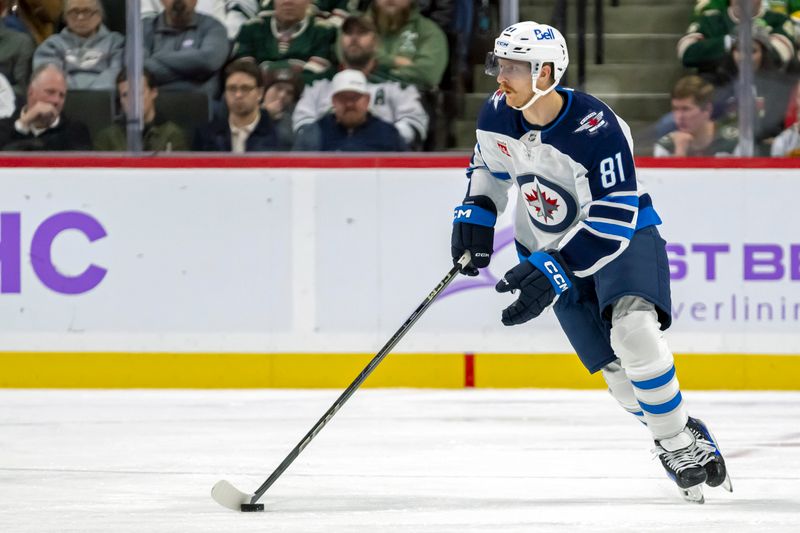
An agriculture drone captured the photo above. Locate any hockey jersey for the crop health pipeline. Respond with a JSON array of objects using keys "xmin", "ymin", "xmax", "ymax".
[{"xmin": 464, "ymin": 87, "xmax": 661, "ymax": 278}]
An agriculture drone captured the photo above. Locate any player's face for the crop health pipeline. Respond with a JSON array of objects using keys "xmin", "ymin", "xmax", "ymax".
[
  {"xmin": 495, "ymin": 59, "xmax": 533, "ymax": 107},
  {"xmin": 671, "ymin": 97, "xmax": 710, "ymax": 134}
]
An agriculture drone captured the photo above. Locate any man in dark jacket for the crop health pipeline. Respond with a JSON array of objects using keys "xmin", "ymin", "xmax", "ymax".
[
  {"xmin": 94, "ymin": 68, "xmax": 188, "ymax": 151},
  {"xmin": 193, "ymin": 58, "xmax": 285, "ymax": 151},
  {"xmin": 293, "ymin": 69, "xmax": 407, "ymax": 151},
  {"xmin": 0, "ymin": 63, "xmax": 91, "ymax": 150},
  {"xmin": 143, "ymin": 0, "xmax": 230, "ymax": 99}
]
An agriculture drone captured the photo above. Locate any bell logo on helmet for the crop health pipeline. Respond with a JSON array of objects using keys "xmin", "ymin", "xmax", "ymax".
[{"xmin": 533, "ymin": 28, "xmax": 555, "ymax": 40}]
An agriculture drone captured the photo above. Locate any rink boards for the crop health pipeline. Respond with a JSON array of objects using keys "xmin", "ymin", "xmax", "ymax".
[{"xmin": 0, "ymin": 156, "xmax": 798, "ymax": 389}]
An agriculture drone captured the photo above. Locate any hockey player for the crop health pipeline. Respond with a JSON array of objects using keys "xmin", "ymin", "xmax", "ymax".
[{"xmin": 450, "ymin": 21, "xmax": 732, "ymax": 503}]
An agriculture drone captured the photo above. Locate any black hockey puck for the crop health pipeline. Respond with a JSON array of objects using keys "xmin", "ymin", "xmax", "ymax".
[{"xmin": 240, "ymin": 503, "xmax": 264, "ymax": 512}]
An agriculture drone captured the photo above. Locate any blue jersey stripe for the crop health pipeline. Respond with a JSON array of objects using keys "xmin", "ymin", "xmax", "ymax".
[
  {"xmin": 585, "ymin": 220, "xmax": 635, "ymax": 240},
  {"xmin": 599, "ymin": 194, "xmax": 639, "ymax": 208}
]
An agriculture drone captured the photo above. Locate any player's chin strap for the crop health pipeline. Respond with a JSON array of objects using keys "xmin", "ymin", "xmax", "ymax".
[{"xmin": 509, "ymin": 79, "xmax": 559, "ymax": 112}]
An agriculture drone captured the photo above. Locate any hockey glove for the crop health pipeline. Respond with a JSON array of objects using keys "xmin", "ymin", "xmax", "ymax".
[
  {"xmin": 451, "ymin": 195, "xmax": 496, "ymax": 276},
  {"xmin": 495, "ymin": 250, "xmax": 572, "ymax": 326}
]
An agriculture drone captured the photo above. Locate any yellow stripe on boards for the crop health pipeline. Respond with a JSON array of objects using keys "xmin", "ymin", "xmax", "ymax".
[
  {"xmin": 0, "ymin": 352, "xmax": 798, "ymax": 390},
  {"xmin": 0, "ymin": 352, "xmax": 464, "ymax": 389}
]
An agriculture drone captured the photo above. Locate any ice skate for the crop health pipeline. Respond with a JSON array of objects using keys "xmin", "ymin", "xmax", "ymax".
[
  {"xmin": 654, "ymin": 427, "xmax": 708, "ymax": 504},
  {"xmin": 687, "ymin": 417, "xmax": 733, "ymax": 492}
]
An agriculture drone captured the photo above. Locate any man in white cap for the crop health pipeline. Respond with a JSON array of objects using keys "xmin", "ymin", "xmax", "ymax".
[{"xmin": 292, "ymin": 69, "xmax": 406, "ymax": 151}]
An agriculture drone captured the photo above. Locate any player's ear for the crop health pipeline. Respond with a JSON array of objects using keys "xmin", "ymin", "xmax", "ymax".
[{"xmin": 539, "ymin": 62, "xmax": 555, "ymax": 83}]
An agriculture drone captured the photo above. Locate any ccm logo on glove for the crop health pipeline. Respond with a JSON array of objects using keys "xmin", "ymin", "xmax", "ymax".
[{"xmin": 543, "ymin": 260, "xmax": 569, "ymax": 292}]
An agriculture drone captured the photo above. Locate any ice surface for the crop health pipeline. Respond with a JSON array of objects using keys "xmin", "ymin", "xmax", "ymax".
[{"xmin": 0, "ymin": 389, "xmax": 798, "ymax": 532}]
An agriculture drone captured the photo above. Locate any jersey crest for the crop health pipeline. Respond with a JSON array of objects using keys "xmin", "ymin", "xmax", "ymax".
[{"xmin": 517, "ymin": 174, "xmax": 578, "ymax": 233}]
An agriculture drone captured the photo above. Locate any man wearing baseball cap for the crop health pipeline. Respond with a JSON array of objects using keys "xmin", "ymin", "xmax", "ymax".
[{"xmin": 292, "ymin": 69, "xmax": 407, "ymax": 151}]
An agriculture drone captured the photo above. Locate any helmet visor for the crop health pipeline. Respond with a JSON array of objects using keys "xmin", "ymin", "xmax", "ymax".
[
  {"xmin": 484, "ymin": 52, "xmax": 500, "ymax": 76},
  {"xmin": 485, "ymin": 53, "xmax": 534, "ymax": 79}
]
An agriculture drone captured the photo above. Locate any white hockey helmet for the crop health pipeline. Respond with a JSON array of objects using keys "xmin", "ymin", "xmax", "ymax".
[{"xmin": 486, "ymin": 21, "xmax": 569, "ymax": 110}]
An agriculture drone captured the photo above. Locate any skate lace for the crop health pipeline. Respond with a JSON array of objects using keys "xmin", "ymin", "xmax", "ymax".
[
  {"xmin": 689, "ymin": 430, "xmax": 717, "ymax": 466},
  {"xmin": 652, "ymin": 444, "xmax": 699, "ymax": 473}
]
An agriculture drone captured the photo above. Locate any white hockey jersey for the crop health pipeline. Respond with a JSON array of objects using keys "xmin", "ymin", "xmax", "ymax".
[{"xmin": 464, "ymin": 87, "xmax": 662, "ymax": 278}]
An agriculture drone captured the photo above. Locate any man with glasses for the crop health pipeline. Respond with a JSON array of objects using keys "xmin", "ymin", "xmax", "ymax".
[
  {"xmin": 192, "ymin": 58, "xmax": 284, "ymax": 151},
  {"xmin": 32, "ymin": 0, "xmax": 124, "ymax": 90},
  {"xmin": 449, "ymin": 21, "xmax": 731, "ymax": 504}
]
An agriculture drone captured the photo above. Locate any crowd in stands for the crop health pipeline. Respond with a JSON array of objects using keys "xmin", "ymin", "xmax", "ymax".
[
  {"xmin": 0, "ymin": 0, "xmax": 468, "ymax": 152},
  {"xmin": 659, "ymin": 0, "xmax": 800, "ymax": 156},
  {"xmin": 5, "ymin": 1, "xmax": 800, "ymax": 156}
]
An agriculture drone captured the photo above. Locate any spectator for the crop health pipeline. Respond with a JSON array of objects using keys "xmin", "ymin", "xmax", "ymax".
[
  {"xmin": 654, "ymin": 75, "xmax": 739, "ymax": 157},
  {"xmin": 293, "ymin": 68, "xmax": 407, "ymax": 151},
  {"xmin": 233, "ymin": 0, "xmax": 338, "ymax": 85},
  {"xmin": 261, "ymin": 65, "xmax": 302, "ymax": 147},
  {"xmin": 94, "ymin": 68, "xmax": 187, "ymax": 151},
  {"xmin": 0, "ymin": 72, "xmax": 14, "ymax": 117},
  {"xmin": 0, "ymin": 2, "xmax": 35, "ymax": 103},
  {"xmin": 679, "ymin": 0, "xmax": 795, "ymax": 83},
  {"xmin": 253, "ymin": 0, "xmax": 355, "ymax": 25},
  {"xmin": 693, "ymin": 1, "xmax": 800, "ymax": 25},
  {"xmin": 714, "ymin": 29, "xmax": 796, "ymax": 153},
  {"xmin": 4, "ymin": 0, "xmax": 62, "ymax": 44},
  {"xmin": 771, "ymin": 81, "xmax": 800, "ymax": 155},
  {"xmin": 0, "ymin": 63, "xmax": 92, "ymax": 150},
  {"xmin": 193, "ymin": 58, "xmax": 285, "ymax": 151},
  {"xmin": 143, "ymin": 0, "xmax": 260, "ymax": 40},
  {"xmin": 143, "ymin": 0, "xmax": 230, "ymax": 99},
  {"xmin": 367, "ymin": 0, "xmax": 448, "ymax": 92},
  {"xmin": 33, "ymin": 0, "xmax": 124, "ymax": 90},
  {"xmin": 292, "ymin": 15, "xmax": 428, "ymax": 147}
]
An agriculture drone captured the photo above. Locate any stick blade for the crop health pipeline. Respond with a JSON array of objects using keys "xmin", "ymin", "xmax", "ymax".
[{"xmin": 211, "ymin": 480, "xmax": 255, "ymax": 511}]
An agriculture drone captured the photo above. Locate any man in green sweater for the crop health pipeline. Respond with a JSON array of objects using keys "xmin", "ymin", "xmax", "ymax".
[
  {"xmin": 94, "ymin": 68, "xmax": 188, "ymax": 152},
  {"xmin": 368, "ymin": 0, "xmax": 448, "ymax": 92},
  {"xmin": 680, "ymin": 0, "xmax": 795, "ymax": 80},
  {"xmin": 234, "ymin": 0, "xmax": 338, "ymax": 85}
]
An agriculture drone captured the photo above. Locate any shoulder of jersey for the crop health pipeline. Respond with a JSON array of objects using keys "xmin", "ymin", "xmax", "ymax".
[{"xmin": 564, "ymin": 89, "xmax": 620, "ymax": 138}]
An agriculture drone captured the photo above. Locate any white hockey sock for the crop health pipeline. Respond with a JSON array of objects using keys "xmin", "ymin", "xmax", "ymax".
[
  {"xmin": 609, "ymin": 297, "xmax": 688, "ymax": 440},
  {"xmin": 601, "ymin": 359, "xmax": 646, "ymax": 424}
]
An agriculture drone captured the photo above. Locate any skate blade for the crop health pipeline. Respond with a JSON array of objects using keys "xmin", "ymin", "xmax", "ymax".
[
  {"xmin": 680, "ymin": 485, "xmax": 705, "ymax": 504},
  {"xmin": 720, "ymin": 473, "xmax": 733, "ymax": 492}
]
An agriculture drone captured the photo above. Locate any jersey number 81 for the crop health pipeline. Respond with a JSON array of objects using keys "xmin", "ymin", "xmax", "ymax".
[{"xmin": 600, "ymin": 152, "xmax": 626, "ymax": 189}]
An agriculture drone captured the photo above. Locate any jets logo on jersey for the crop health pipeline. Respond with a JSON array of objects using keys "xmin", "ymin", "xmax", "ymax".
[
  {"xmin": 524, "ymin": 187, "xmax": 559, "ymax": 221},
  {"xmin": 517, "ymin": 174, "xmax": 578, "ymax": 233},
  {"xmin": 574, "ymin": 111, "xmax": 607, "ymax": 135},
  {"xmin": 497, "ymin": 140, "xmax": 511, "ymax": 157}
]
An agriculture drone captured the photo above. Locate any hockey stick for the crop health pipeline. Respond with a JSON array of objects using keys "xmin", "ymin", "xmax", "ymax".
[{"xmin": 212, "ymin": 251, "xmax": 472, "ymax": 512}]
